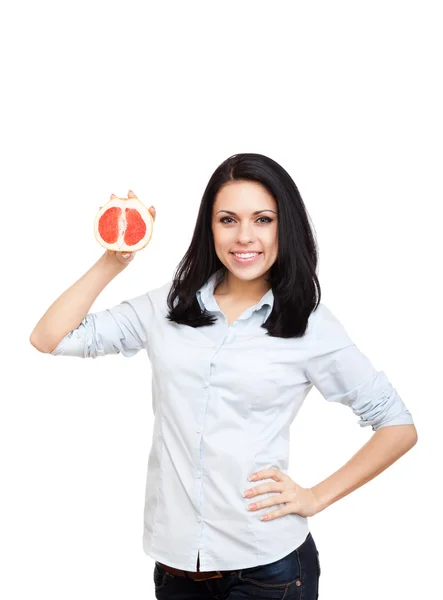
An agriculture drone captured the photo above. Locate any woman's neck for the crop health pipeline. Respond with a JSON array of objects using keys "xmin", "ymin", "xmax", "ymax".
[{"xmin": 214, "ymin": 273, "xmax": 270, "ymax": 300}]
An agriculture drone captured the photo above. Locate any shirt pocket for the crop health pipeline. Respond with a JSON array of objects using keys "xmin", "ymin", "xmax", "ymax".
[
  {"xmin": 247, "ymin": 342, "xmax": 310, "ymax": 411},
  {"xmin": 229, "ymin": 345, "xmax": 275, "ymax": 400},
  {"xmin": 210, "ymin": 339, "xmax": 274, "ymax": 418}
]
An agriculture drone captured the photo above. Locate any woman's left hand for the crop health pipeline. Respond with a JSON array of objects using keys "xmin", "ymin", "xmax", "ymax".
[{"xmin": 243, "ymin": 468, "xmax": 320, "ymax": 521}]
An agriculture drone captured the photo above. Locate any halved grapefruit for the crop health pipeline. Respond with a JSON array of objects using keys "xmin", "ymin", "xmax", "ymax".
[{"xmin": 94, "ymin": 196, "xmax": 154, "ymax": 252}]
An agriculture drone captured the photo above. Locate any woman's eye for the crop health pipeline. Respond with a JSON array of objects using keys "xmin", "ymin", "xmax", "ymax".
[{"xmin": 219, "ymin": 216, "xmax": 273, "ymax": 224}]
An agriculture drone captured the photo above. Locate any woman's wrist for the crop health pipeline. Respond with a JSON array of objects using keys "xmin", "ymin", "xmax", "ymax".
[{"xmin": 100, "ymin": 250, "xmax": 129, "ymax": 274}]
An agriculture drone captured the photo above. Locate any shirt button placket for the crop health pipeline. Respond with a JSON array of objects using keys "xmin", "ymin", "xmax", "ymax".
[
  {"xmin": 197, "ymin": 374, "xmax": 210, "ymax": 434},
  {"xmin": 196, "ymin": 376, "xmax": 210, "ymax": 532}
]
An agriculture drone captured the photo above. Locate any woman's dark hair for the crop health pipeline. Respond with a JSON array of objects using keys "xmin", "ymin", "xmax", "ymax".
[{"xmin": 166, "ymin": 152, "xmax": 321, "ymax": 338}]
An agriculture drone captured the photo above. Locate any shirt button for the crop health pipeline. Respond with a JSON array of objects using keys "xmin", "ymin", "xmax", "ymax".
[
  {"xmin": 203, "ymin": 382, "xmax": 209, "ymax": 389},
  {"xmin": 196, "ymin": 469, "xmax": 202, "ymax": 478},
  {"xmin": 197, "ymin": 515, "xmax": 202, "ymax": 523},
  {"xmin": 196, "ymin": 428, "xmax": 202, "ymax": 434}
]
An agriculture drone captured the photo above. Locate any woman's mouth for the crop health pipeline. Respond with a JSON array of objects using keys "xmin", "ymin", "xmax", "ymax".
[{"xmin": 230, "ymin": 252, "xmax": 263, "ymax": 264}]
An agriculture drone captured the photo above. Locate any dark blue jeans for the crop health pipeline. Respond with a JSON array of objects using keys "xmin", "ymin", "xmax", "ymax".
[{"xmin": 153, "ymin": 531, "xmax": 321, "ymax": 599}]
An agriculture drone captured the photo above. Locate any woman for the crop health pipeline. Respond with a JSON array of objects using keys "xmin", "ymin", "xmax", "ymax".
[{"xmin": 30, "ymin": 153, "xmax": 417, "ymax": 599}]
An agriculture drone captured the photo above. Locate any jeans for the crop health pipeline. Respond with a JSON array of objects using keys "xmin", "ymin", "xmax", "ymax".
[{"xmin": 153, "ymin": 531, "xmax": 321, "ymax": 599}]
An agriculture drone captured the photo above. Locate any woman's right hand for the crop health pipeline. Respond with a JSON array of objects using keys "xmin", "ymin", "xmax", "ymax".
[{"xmin": 104, "ymin": 190, "xmax": 156, "ymax": 267}]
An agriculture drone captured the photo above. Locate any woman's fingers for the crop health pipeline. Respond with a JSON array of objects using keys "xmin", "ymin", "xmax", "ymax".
[
  {"xmin": 107, "ymin": 250, "xmax": 135, "ymax": 265},
  {"xmin": 101, "ymin": 192, "xmax": 155, "ymax": 222},
  {"xmin": 126, "ymin": 191, "xmax": 155, "ymax": 221},
  {"xmin": 120, "ymin": 251, "xmax": 134, "ymax": 261}
]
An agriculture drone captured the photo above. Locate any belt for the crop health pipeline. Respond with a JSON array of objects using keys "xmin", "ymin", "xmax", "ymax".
[{"xmin": 158, "ymin": 562, "xmax": 237, "ymax": 582}]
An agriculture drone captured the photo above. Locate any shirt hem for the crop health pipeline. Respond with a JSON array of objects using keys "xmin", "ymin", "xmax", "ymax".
[{"xmin": 142, "ymin": 524, "xmax": 311, "ymax": 571}]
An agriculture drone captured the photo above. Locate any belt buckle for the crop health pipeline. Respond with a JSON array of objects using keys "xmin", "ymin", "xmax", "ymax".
[{"xmin": 191, "ymin": 570, "xmax": 224, "ymax": 581}]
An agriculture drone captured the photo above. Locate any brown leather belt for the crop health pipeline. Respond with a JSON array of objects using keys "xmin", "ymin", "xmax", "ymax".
[{"xmin": 158, "ymin": 562, "xmax": 237, "ymax": 582}]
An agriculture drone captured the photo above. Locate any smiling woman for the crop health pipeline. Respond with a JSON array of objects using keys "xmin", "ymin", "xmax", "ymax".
[
  {"xmin": 166, "ymin": 152, "xmax": 320, "ymax": 338},
  {"xmin": 31, "ymin": 152, "xmax": 416, "ymax": 600}
]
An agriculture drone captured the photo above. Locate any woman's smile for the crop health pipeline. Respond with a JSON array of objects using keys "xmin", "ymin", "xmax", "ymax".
[{"xmin": 230, "ymin": 251, "xmax": 263, "ymax": 264}]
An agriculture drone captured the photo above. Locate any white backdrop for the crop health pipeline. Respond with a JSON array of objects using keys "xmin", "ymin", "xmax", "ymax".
[{"xmin": 1, "ymin": 1, "xmax": 441, "ymax": 599}]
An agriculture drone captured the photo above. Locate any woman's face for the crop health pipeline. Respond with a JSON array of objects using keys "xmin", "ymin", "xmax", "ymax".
[{"xmin": 211, "ymin": 180, "xmax": 278, "ymax": 282}]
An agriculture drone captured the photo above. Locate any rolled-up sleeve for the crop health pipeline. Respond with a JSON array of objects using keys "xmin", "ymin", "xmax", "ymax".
[
  {"xmin": 50, "ymin": 292, "xmax": 154, "ymax": 359},
  {"xmin": 303, "ymin": 303, "xmax": 414, "ymax": 431}
]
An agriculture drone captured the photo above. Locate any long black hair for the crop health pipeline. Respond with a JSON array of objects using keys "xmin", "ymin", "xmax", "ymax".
[{"xmin": 166, "ymin": 152, "xmax": 321, "ymax": 338}]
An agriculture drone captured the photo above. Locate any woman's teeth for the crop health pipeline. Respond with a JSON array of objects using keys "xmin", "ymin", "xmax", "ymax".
[{"xmin": 231, "ymin": 252, "xmax": 262, "ymax": 263}]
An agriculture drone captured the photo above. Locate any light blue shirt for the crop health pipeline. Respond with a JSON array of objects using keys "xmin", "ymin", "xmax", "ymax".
[{"xmin": 50, "ymin": 268, "xmax": 414, "ymax": 571}]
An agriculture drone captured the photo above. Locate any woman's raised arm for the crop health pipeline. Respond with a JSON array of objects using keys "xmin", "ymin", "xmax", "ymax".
[
  {"xmin": 29, "ymin": 250, "xmax": 135, "ymax": 354},
  {"xmin": 30, "ymin": 191, "xmax": 156, "ymax": 355}
]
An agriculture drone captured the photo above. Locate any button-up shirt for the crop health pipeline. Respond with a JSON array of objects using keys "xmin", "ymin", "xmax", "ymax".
[{"xmin": 50, "ymin": 268, "xmax": 414, "ymax": 571}]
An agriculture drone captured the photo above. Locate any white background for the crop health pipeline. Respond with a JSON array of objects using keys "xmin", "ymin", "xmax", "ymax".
[{"xmin": 1, "ymin": 1, "xmax": 441, "ymax": 598}]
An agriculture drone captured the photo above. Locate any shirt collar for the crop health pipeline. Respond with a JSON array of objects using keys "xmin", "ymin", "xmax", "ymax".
[{"xmin": 196, "ymin": 269, "xmax": 274, "ymax": 322}]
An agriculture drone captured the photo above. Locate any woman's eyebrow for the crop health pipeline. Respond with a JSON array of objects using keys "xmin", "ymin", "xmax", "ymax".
[{"xmin": 215, "ymin": 209, "xmax": 277, "ymax": 215}]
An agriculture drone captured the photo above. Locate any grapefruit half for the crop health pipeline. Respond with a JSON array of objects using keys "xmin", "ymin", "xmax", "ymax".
[{"xmin": 94, "ymin": 196, "xmax": 154, "ymax": 252}]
